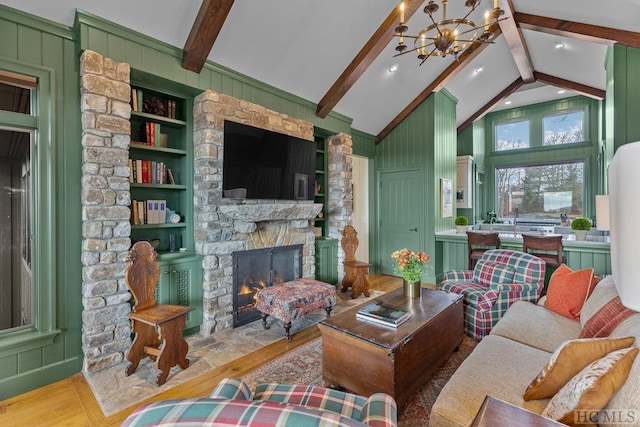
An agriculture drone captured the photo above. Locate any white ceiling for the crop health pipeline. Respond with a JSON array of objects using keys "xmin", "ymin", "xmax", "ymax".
[{"xmin": 1, "ymin": 0, "xmax": 637, "ymax": 136}]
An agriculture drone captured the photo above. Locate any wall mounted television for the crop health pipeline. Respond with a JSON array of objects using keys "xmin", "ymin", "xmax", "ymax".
[{"xmin": 222, "ymin": 120, "xmax": 317, "ymax": 201}]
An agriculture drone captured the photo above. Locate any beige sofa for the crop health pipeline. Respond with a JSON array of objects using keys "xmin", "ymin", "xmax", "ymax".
[{"xmin": 430, "ymin": 275, "xmax": 640, "ymax": 426}]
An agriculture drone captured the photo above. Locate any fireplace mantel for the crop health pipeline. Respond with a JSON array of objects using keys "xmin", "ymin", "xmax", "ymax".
[{"xmin": 219, "ymin": 203, "xmax": 323, "ymax": 222}]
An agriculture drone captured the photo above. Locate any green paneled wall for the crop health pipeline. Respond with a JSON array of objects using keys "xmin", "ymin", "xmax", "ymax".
[
  {"xmin": 375, "ymin": 90, "xmax": 457, "ymax": 280},
  {"xmin": 0, "ymin": 6, "xmax": 83, "ymax": 399},
  {"xmin": 607, "ymin": 45, "xmax": 640, "ymax": 154}
]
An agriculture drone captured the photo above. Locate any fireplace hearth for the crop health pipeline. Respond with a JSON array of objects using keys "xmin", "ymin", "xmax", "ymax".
[{"xmin": 232, "ymin": 245, "xmax": 303, "ymax": 327}]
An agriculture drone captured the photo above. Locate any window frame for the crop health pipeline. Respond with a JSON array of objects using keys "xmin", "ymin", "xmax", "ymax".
[
  {"xmin": 486, "ymin": 97, "xmax": 599, "ymax": 224},
  {"xmin": 0, "ymin": 59, "xmax": 59, "ymax": 347}
]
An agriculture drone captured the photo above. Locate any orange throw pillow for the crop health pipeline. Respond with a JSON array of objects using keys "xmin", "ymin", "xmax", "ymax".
[{"xmin": 545, "ymin": 264, "xmax": 594, "ymax": 320}]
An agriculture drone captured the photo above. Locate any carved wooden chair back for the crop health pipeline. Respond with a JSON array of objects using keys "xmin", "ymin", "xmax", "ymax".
[
  {"xmin": 126, "ymin": 241, "xmax": 161, "ymax": 312},
  {"xmin": 341, "ymin": 225, "xmax": 359, "ymax": 264}
]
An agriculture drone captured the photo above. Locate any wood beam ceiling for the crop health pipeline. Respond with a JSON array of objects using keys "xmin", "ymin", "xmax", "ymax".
[
  {"xmin": 457, "ymin": 78, "xmax": 524, "ymax": 134},
  {"xmin": 534, "ymin": 72, "xmax": 606, "ymax": 100},
  {"xmin": 498, "ymin": 0, "xmax": 534, "ymax": 83},
  {"xmin": 516, "ymin": 12, "xmax": 640, "ymax": 48},
  {"xmin": 375, "ymin": 24, "xmax": 502, "ymax": 144},
  {"xmin": 182, "ymin": 0, "xmax": 234, "ymax": 73},
  {"xmin": 316, "ymin": 1, "xmax": 425, "ymax": 118}
]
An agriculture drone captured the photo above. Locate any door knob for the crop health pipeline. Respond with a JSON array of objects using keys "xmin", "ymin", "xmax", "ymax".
[{"xmin": 409, "ymin": 228, "xmax": 418, "ymax": 232}]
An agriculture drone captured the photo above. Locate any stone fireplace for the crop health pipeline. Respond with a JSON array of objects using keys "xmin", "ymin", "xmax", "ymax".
[
  {"xmin": 78, "ymin": 49, "xmax": 353, "ymax": 374},
  {"xmin": 232, "ymin": 244, "xmax": 302, "ymax": 327}
]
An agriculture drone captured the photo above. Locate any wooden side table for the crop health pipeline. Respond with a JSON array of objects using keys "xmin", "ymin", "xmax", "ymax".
[{"xmin": 471, "ymin": 396, "xmax": 564, "ymax": 426}]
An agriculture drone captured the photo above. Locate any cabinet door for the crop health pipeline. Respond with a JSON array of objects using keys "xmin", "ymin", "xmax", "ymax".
[
  {"xmin": 167, "ymin": 259, "xmax": 203, "ymax": 333},
  {"xmin": 315, "ymin": 238, "xmax": 338, "ymax": 284}
]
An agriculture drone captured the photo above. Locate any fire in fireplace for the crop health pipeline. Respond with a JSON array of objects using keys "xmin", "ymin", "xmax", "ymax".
[{"xmin": 232, "ymin": 244, "xmax": 303, "ymax": 327}]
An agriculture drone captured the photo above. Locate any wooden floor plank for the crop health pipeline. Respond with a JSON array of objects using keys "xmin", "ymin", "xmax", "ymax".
[{"xmin": 0, "ymin": 275, "xmax": 402, "ymax": 427}]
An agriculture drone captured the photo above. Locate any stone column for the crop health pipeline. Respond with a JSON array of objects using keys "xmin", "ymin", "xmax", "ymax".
[
  {"xmin": 79, "ymin": 50, "xmax": 133, "ymax": 374},
  {"xmin": 327, "ymin": 132, "xmax": 354, "ymax": 280}
]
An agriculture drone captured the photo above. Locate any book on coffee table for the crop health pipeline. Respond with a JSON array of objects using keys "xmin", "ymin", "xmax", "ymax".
[{"xmin": 356, "ymin": 302, "xmax": 411, "ymax": 327}]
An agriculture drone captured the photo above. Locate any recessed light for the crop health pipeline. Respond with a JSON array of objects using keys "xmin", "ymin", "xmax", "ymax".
[
  {"xmin": 388, "ymin": 64, "xmax": 399, "ymax": 73},
  {"xmin": 473, "ymin": 66, "xmax": 484, "ymax": 74},
  {"xmin": 558, "ymin": 90, "xmax": 566, "ymax": 94},
  {"xmin": 505, "ymin": 101, "xmax": 512, "ymax": 105},
  {"xmin": 555, "ymin": 42, "xmax": 565, "ymax": 49}
]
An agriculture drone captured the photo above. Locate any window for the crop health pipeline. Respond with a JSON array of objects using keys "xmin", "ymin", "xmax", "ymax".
[
  {"xmin": 496, "ymin": 162, "xmax": 584, "ymax": 221},
  {"xmin": 496, "ymin": 119, "xmax": 529, "ymax": 151},
  {"xmin": 543, "ymin": 110, "xmax": 584, "ymax": 145},
  {"xmin": 0, "ymin": 71, "xmax": 35, "ymax": 332}
]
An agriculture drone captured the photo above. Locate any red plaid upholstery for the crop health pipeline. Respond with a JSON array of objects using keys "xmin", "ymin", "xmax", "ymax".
[{"xmin": 439, "ymin": 249, "xmax": 545, "ymax": 340}]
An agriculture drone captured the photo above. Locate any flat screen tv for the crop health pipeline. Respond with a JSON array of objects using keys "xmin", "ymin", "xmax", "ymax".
[{"xmin": 223, "ymin": 120, "xmax": 317, "ymax": 201}]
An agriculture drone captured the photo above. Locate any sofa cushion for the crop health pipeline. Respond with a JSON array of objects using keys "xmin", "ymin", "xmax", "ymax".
[
  {"xmin": 490, "ymin": 301, "xmax": 581, "ymax": 353},
  {"xmin": 579, "ymin": 296, "xmax": 636, "ymax": 338},
  {"xmin": 580, "ymin": 276, "xmax": 619, "ymax": 328},
  {"xmin": 473, "ymin": 260, "xmax": 515, "ymax": 287},
  {"xmin": 523, "ymin": 336, "xmax": 636, "ymax": 401},
  {"xmin": 121, "ymin": 398, "xmax": 368, "ymax": 427},
  {"xmin": 544, "ymin": 264, "xmax": 594, "ymax": 320},
  {"xmin": 542, "ymin": 347, "xmax": 639, "ymax": 425},
  {"xmin": 430, "ymin": 335, "xmax": 552, "ymax": 427}
]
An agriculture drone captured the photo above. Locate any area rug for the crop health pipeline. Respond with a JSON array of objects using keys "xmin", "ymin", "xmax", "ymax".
[{"xmin": 242, "ymin": 335, "xmax": 477, "ymax": 426}]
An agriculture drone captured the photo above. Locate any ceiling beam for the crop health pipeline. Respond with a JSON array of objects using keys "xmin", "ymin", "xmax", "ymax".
[
  {"xmin": 534, "ymin": 72, "xmax": 606, "ymax": 100},
  {"xmin": 498, "ymin": 0, "xmax": 534, "ymax": 83},
  {"xmin": 516, "ymin": 12, "xmax": 640, "ymax": 48},
  {"xmin": 182, "ymin": 0, "xmax": 235, "ymax": 73},
  {"xmin": 457, "ymin": 77, "xmax": 524, "ymax": 134},
  {"xmin": 376, "ymin": 24, "xmax": 502, "ymax": 144},
  {"xmin": 316, "ymin": 1, "xmax": 424, "ymax": 119}
]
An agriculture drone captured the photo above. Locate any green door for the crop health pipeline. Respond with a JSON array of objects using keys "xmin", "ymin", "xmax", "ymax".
[{"xmin": 378, "ymin": 169, "xmax": 422, "ymax": 275}]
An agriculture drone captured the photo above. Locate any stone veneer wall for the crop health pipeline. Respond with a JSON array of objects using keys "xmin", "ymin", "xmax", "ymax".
[
  {"xmin": 327, "ymin": 133, "xmax": 354, "ymax": 280},
  {"xmin": 192, "ymin": 90, "xmax": 321, "ymax": 336},
  {"xmin": 79, "ymin": 50, "xmax": 133, "ymax": 373}
]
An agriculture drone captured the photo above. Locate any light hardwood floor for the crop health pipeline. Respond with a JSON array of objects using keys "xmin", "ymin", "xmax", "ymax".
[{"xmin": 0, "ymin": 274, "xmax": 402, "ymax": 426}]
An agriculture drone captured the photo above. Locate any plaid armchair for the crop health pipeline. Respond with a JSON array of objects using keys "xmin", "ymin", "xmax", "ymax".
[{"xmin": 438, "ymin": 249, "xmax": 545, "ymax": 341}]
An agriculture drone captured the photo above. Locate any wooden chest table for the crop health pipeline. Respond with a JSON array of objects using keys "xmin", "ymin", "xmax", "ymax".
[{"xmin": 318, "ymin": 287, "xmax": 463, "ymax": 409}]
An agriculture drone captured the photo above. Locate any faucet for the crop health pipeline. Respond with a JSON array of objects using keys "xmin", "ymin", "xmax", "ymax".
[{"xmin": 513, "ymin": 206, "xmax": 519, "ymax": 235}]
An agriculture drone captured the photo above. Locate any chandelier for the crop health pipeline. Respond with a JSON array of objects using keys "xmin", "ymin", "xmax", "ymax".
[{"xmin": 394, "ymin": 0, "xmax": 505, "ymax": 65}]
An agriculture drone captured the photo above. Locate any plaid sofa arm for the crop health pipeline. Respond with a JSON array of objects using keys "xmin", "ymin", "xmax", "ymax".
[
  {"xmin": 361, "ymin": 393, "xmax": 398, "ymax": 427},
  {"xmin": 476, "ymin": 283, "xmax": 541, "ymax": 312},
  {"xmin": 255, "ymin": 383, "xmax": 367, "ymax": 420},
  {"xmin": 122, "ymin": 398, "xmax": 368, "ymax": 427},
  {"xmin": 441, "ymin": 270, "xmax": 474, "ymax": 283},
  {"xmin": 210, "ymin": 377, "xmax": 253, "ymax": 400}
]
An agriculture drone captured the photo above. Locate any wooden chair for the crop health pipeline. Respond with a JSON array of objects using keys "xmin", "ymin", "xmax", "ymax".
[
  {"xmin": 340, "ymin": 225, "xmax": 371, "ymax": 299},
  {"xmin": 466, "ymin": 231, "xmax": 500, "ymax": 270},
  {"xmin": 124, "ymin": 241, "xmax": 194, "ymax": 385},
  {"xmin": 522, "ymin": 234, "xmax": 564, "ymax": 268}
]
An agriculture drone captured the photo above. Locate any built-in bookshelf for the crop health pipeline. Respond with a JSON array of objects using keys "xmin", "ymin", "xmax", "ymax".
[
  {"xmin": 314, "ymin": 135, "xmax": 328, "ymax": 237},
  {"xmin": 128, "ymin": 83, "xmax": 194, "ymax": 256}
]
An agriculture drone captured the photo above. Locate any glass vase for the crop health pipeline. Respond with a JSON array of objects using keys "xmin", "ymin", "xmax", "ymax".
[{"xmin": 403, "ymin": 279, "xmax": 421, "ymax": 298}]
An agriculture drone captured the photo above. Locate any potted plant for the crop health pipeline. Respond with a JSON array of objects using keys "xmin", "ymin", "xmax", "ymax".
[
  {"xmin": 455, "ymin": 215, "xmax": 469, "ymax": 234},
  {"xmin": 571, "ymin": 218, "xmax": 592, "ymax": 241}
]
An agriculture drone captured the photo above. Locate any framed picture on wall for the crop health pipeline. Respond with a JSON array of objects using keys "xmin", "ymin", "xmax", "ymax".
[{"xmin": 441, "ymin": 178, "xmax": 453, "ymax": 218}]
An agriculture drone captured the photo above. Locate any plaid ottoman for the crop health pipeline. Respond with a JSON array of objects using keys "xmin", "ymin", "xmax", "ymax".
[{"xmin": 256, "ymin": 278, "xmax": 336, "ymax": 342}]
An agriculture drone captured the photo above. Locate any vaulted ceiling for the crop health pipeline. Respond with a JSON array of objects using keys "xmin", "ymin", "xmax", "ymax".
[{"xmin": 3, "ymin": 0, "xmax": 639, "ymax": 142}]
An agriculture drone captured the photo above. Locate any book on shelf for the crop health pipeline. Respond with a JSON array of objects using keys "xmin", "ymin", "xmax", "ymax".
[
  {"xmin": 131, "ymin": 89, "xmax": 138, "ymax": 112},
  {"xmin": 356, "ymin": 302, "xmax": 411, "ymax": 327}
]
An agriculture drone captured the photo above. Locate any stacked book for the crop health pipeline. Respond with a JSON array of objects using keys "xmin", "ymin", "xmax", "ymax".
[{"xmin": 356, "ymin": 302, "xmax": 411, "ymax": 328}]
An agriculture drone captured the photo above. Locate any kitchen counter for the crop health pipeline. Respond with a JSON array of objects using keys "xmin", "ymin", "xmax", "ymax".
[{"xmin": 436, "ymin": 229, "xmax": 610, "ymax": 248}]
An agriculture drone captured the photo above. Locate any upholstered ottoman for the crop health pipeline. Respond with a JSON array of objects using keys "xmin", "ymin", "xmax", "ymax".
[{"xmin": 256, "ymin": 278, "xmax": 337, "ymax": 341}]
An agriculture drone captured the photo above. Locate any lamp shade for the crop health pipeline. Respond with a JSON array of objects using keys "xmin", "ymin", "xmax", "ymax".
[
  {"xmin": 595, "ymin": 195, "xmax": 610, "ymax": 231},
  {"xmin": 609, "ymin": 141, "xmax": 640, "ymax": 311}
]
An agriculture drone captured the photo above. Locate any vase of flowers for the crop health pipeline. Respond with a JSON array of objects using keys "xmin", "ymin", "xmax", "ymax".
[{"xmin": 391, "ymin": 248, "xmax": 431, "ymax": 298}]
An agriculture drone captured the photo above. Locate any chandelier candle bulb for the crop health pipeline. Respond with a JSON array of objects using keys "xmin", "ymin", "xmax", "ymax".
[
  {"xmin": 484, "ymin": 10, "xmax": 489, "ymax": 27},
  {"xmin": 400, "ymin": 2, "xmax": 405, "ymax": 24},
  {"xmin": 494, "ymin": 0, "xmax": 499, "ymax": 9}
]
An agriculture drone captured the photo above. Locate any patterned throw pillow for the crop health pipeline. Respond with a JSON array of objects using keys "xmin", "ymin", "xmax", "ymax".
[
  {"xmin": 579, "ymin": 296, "xmax": 636, "ymax": 338},
  {"xmin": 545, "ymin": 264, "xmax": 595, "ymax": 320},
  {"xmin": 541, "ymin": 347, "xmax": 639, "ymax": 425},
  {"xmin": 473, "ymin": 260, "xmax": 515, "ymax": 287},
  {"xmin": 524, "ymin": 336, "xmax": 636, "ymax": 401}
]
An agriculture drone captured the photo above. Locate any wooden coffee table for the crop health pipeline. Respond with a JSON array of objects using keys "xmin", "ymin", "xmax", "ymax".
[{"xmin": 318, "ymin": 287, "xmax": 463, "ymax": 409}]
